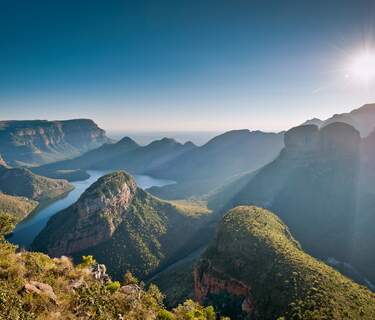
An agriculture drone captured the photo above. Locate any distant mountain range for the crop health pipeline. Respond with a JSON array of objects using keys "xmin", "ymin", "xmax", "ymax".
[
  {"xmin": 36, "ymin": 129, "xmax": 284, "ymax": 198},
  {"xmin": 303, "ymin": 103, "xmax": 375, "ymax": 137},
  {"xmin": 0, "ymin": 119, "xmax": 110, "ymax": 166}
]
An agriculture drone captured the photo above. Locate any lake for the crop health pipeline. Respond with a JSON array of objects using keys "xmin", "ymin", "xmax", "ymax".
[{"xmin": 8, "ymin": 170, "xmax": 174, "ymax": 248}]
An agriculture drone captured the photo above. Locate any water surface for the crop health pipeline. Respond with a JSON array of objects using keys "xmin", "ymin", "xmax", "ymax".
[{"xmin": 8, "ymin": 170, "xmax": 174, "ymax": 248}]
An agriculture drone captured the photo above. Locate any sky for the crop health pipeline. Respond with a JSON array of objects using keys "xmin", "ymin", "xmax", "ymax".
[{"xmin": 1, "ymin": 0, "xmax": 375, "ymax": 133}]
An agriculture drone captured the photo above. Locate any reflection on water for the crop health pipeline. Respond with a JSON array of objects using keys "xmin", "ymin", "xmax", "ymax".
[{"xmin": 8, "ymin": 170, "xmax": 174, "ymax": 248}]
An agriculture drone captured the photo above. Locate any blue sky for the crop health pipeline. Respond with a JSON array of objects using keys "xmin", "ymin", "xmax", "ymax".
[{"xmin": 1, "ymin": 0, "xmax": 375, "ymax": 132}]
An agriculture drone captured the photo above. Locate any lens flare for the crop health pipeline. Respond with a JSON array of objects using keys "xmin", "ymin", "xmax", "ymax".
[{"xmin": 349, "ymin": 50, "xmax": 375, "ymax": 84}]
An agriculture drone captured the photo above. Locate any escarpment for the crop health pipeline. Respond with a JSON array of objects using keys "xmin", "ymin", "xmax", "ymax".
[
  {"xmin": 0, "ymin": 119, "xmax": 110, "ymax": 166},
  {"xmin": 194, "ymin": 206, "xmax": 375, "ymax": 320}
]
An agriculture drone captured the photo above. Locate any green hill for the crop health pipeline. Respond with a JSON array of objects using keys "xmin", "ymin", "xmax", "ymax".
[
  {"xmin": 0, "ymin": 166, "xmax": 73, "ymax": 202},
  {"xmin": 208, "ymin": 123, "xmax": 373, "ymax": 283},
  {"xmin": 195, "ymin": 206, "xmax": 375, "ymax": 319},
  {"xmin": 32, "ymin": 171, "xmax": 212, "ymax": 280}
]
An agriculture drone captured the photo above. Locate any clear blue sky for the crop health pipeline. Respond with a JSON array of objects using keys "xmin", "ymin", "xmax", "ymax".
[{"xmin": 1, "ymin": 0, "xmax": 375, "ymax": 132}]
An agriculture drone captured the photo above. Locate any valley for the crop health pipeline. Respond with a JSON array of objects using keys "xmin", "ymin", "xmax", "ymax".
[
  {"xmin": 1, "ymin": 104, "xmax": 375, "ymax": 319},
  {"xmin": 8, "ymin": 171, "xmax": 175, "ymax": 248}
]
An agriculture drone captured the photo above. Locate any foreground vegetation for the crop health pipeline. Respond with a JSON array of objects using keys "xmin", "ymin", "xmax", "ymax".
[{"xmin": 0, "ymin": 213, "xmax": 219, "ymax": 320}]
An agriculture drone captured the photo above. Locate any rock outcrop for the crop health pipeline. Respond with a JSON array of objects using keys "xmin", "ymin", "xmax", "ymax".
[
  {"xmin": 194, "ymin": 206, "xmax": 375, "ymax": 319},
  {"xmin": 35, "ymin": 172, "xmax": 137, "ymax": 256},
  {"xmin": 0, "ymin": 119, "xmax": 110, "ymax": 166},
  {"xmin": 32, "ymin": 171, "xmax": 211, "ymax": 279}
]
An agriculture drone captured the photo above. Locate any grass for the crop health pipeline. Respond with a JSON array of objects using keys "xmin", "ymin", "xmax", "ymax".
[{"xmin": 197, "ymin": 206, "xmax": 375, "ymax": 319}]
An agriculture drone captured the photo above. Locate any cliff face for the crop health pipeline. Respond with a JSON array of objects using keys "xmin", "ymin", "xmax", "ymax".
[
  {"xmin": 32, "ymin": 171, "xmax": 210, "ymax": 279},
  {"xmin": 194, "ymin": 206, "xmax": 375, "ymax": 319},
  {"xmin": 39, "ymin": 172, "xmax": 138, "ymax": 256},
  {"xmin": 0, "ymin": 119, "xmax": 109, "ymax": 166}
]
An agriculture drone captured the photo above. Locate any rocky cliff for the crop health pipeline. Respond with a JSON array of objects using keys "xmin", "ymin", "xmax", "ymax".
[
  {"xmin": 194, "ymin": 206, "xmax": 375, "ymax": 319},
  {"xmin": 32, "ymin": 171, "xmax": 211, "ymax": 279},
  {"xmin": 0, "ymin": 119, "xmax": 110, "ymax": 166}
]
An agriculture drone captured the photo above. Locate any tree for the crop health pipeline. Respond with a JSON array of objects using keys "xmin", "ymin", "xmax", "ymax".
[{"xmin": 0, "ymin": 212, "xmax": 16, "ymax": 237}]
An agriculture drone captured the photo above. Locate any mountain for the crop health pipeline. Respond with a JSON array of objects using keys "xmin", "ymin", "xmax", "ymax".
[
  {"xmin": 208, "ymin": 123, "xmax": 370, "ymax": 278},
  {"xmin": 34, "ymin": 137, "xmax": 195, "ymax": 180},
  {"xmin": 0, "ymin": 119, "xmax": 110, "ymax": 166},
  {"xmin": 303, "ymin": 103, "xmax": 375, "ymax": 137},
  {"xmin": 0, "ymin": 221, "xmax": 215, "ymax": 320},
  {"xmin": 195, "ymin": 206, "xmax": 375, "ymax": 319},
  {"xmin": 0, "ymin": 193, "xmax": 38, "ymax": 221},
  {"xmin": 0, "ymin": 165, "xmax": 73, "ymax": 202},
  {"xmin": 147, "ymin": 130, "xmax": 284, "ymax": 199},
  {"xmin": 32, "ymin": 171, "xmax": 212, "ymax": 280}
]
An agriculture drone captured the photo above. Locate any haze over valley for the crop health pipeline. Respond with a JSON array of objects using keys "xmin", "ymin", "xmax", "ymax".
[{"xmin": 1, "ymin": 1, "xmax": 375, "ymax": 319}]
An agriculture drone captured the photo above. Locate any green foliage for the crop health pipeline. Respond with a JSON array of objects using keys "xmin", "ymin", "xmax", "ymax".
[
  {"xmin": 79, "ymin": 255, "xmax": 96, "ymax": 268},
  {"xmin": 197, "ymin": 206, "xmax": 375, "ymax": 320},
  {"xmin": 0, "ymin": 166, "xmax": 73, "ymax": 202},
  {"xmin": 106, "ymin": 281, "xmax": 121, "ymax": 293},
  {"xmin": 33, "ymin": 172, "xmax": 211, "ymax": 280},
  {"xmin": 157, "ymin": 309, "xmax": 176, "ymax": 320},
  {"xmin": 0, "ymin": 240, "xmax": 218, "ymax": 319},
  {"xmin": 0, "ymin": 212, "xmax": 16, "ymax": 236},
  {"xmin": 124, "ymin": 271, "xmax": 139, "ymax": 285}
]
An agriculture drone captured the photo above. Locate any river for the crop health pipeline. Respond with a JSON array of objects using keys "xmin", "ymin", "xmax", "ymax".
[{"xmin": 8, "ymin": 170, "xmax": 174, "ymax": 248}]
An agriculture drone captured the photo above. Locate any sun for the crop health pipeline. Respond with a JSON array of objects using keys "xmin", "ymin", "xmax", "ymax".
[{"xmin": 348, "ymin": 50, "xmax": 375, "ymax": 84}]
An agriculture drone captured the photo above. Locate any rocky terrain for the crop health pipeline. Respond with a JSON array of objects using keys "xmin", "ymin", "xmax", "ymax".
[
  {"xmin": 32, "ymin": 171, "xmax": 212, "ymax": 280},
  {"xmin": 0, "ymin": 119, "xmax": 110, "ymax": 166},
  {"xmin": 0, "ymin": 219, "xmax": 216, "ymax": 320},
  {"xmin": 195, "ymin": 206, "xmax": 375, "ymax": 319}
]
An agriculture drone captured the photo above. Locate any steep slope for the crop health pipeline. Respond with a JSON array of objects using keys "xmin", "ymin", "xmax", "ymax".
[
  {"xmin": 0, "ymin": 193, "xmax": 38, "ymax": 221},
  {"xmin": 208, "ymin": 123, "xmax": 362, "ymax": 272},
  {"xmin": 148, "ymin": 130, "xmax": 284, "ymax": 199},
  {"xmin": 0, "ymin": 165, "xmax": 73, "ymax": 202},
  {"xmin": 0, "ymin": 119, "xmax": 110, "ymax": 166},
  {"xmin": 303, "ymin": 103, "xmax": 375, "ymax": 137},
  {"xmin": 195, "ymin": 206, "xmax": 375, "ymax": 319},
  {"xmin": 32, "ymin": 171, "xmax": 211, "ymax": 280}
]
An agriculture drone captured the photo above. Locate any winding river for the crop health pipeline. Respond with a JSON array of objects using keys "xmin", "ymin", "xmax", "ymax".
[{"xmin": 8, "ymin": 170, "xmax": 174, "ymax": 248}]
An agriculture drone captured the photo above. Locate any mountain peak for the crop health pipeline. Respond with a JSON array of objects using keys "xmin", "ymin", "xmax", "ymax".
[{"xmin": 116, "ymin": 136, "xmax": 139, "ymax": 147}]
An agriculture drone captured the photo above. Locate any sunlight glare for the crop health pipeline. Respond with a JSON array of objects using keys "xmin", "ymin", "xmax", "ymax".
[{"xmin": 349, "ymin": 50, "xmax": 375, "ymax": 84}]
